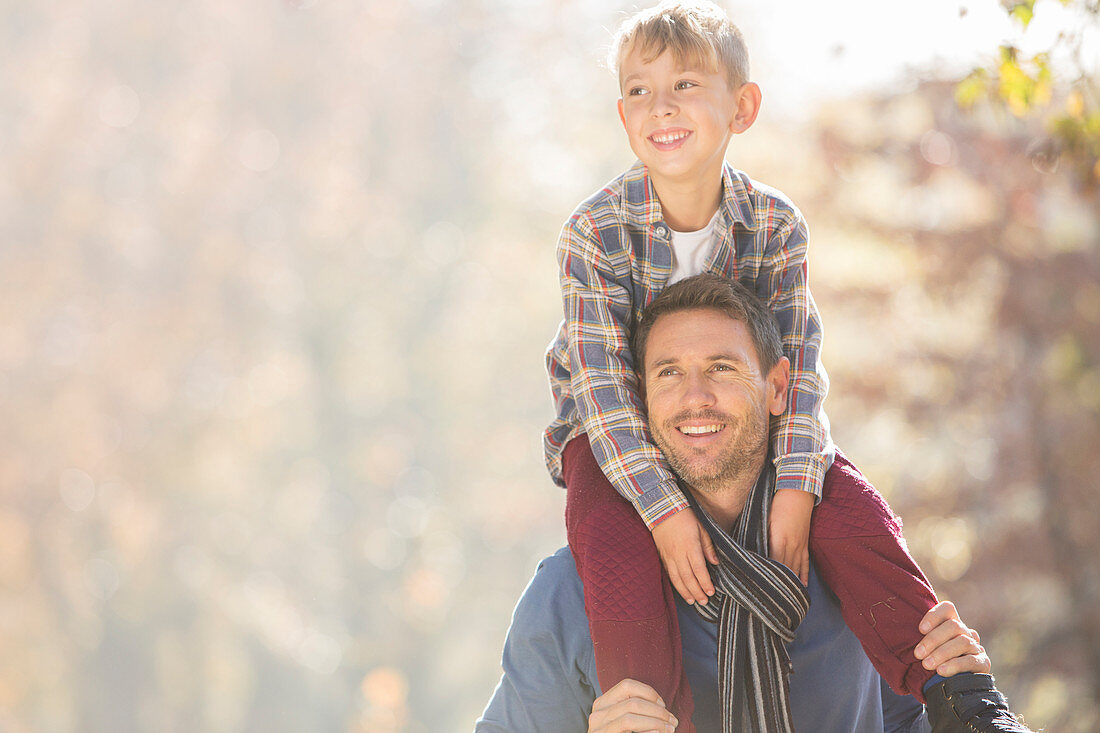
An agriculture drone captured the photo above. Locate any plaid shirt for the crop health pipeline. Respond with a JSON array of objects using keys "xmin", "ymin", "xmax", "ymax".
[{"xmin": 544, "ymin": 161, "xmax": 832, "ymax": 529}]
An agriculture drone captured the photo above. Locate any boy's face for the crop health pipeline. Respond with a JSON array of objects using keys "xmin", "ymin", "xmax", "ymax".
[{"xmin": 617, "ymin": 46, "xmax": 756, "ymax": 189}]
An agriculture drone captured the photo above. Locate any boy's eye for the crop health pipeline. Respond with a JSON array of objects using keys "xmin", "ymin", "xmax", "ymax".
[
  {"xmin": 675, "ymin": 80, "xmax": 697, "ymax": 90},
  {"xmin": 627, "ymin": 86, "xmax": 649, "ymax": 96}
]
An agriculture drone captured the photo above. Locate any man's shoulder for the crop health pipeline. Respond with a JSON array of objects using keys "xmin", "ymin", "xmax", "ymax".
[
  {"xmin": 510, "ymin": 548, "xmax": 586, "ymax": 633},
  {"xmin": 476, "ymin": 549, "xmax": 594, "ymax": 733},
  {"xmin": 501, "ymin": 548, "xmax": 595, "ymax": 689}
]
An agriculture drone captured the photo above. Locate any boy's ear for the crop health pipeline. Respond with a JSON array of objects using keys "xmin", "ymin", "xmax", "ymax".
[
  {"xmin": 617, "ymin": 98, "xmax": 627, "ymax": 129},
  {"xmin": 729, "ymin": 82, "xmax": 762, "ymax": 134}
]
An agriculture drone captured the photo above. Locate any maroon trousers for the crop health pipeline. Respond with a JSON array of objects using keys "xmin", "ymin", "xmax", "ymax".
[{"xmin": 563, "ymin": 435, "xmax": 939, "ymax": 732}]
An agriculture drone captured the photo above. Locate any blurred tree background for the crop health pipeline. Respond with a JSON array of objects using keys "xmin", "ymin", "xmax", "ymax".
[{"xmin": 0, "ymin": 0, "xmax": 1095, "ymax": 731}]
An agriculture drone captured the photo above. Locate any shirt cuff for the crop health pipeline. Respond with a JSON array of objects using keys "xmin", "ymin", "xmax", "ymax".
[
  {"xmin": 635, "ymin": 480, "xmax": 691, "ymax": 530},
  {"xmin": 773, "ymin": 452, "xmax": 829, "ymax": 503}
]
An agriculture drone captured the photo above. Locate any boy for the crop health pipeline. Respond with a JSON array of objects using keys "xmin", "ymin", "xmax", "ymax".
[{"xmin": 542, "ymin": 2, "xmax": 1031, "ymax": 732}]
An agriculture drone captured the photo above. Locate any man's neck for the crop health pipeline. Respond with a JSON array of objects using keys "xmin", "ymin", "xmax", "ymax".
[
  {"xmin": 651, "ymin": 166, "xmax": 724, "ymax": 232},
  {"xmin": 687, "ymin": 451, "xmax": 769, "ymax": 533}
]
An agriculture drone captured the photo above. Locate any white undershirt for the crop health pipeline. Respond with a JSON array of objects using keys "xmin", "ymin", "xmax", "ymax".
[{"xmin": 668, "ymin": 210, "xmax": 720, "ymax": 284}]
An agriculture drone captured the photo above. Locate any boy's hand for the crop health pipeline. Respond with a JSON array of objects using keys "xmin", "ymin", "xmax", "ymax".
[
  {"xmin": 915, "ymin": 600, "xmax": 991, "ymax": 676},
  {"xmin": 651, "ymin": 508, "xmax": 719, "ymax": 605},
  {"xmin": 768, "ymin": 488, "xmax": 814, "ymax": 585}
]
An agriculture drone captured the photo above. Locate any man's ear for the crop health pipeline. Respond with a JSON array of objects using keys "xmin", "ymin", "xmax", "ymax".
[
  {"xmin": 730, "ymin": 82, "xmax": 762, "ymax": 134},
  {"xmin": 617, "ymin": 98, "xmax": 627, "ymax": 129},
  {"xmin": 766, "ymin": 356, "xmax": 790, "ymax": 416}
]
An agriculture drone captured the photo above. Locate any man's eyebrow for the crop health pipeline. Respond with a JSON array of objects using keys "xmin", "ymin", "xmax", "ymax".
[
  {"xmin": 708, "ymin": 353, "xmax": 748, "ymax": 364},
  {"xmin": 648, "ymin": 357, "xmax": 679, "ymax": 370},
  {"xmin": 648, "ymin": 353, "xmax": 749, "ymax": 370}
]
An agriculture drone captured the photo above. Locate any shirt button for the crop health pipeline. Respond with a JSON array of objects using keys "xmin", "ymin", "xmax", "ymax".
[{"xmin": 654, "ymin": 225, "xmax": 668, "ymax": 238}]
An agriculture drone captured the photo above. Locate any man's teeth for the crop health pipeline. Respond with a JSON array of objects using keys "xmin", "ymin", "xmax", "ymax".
[
  {"xmin": 652, "ymin": 131, "xmax": 689, "ymax": 144},
  {"xmin": 679, "ymin": 424, "xmax": 722, "ymax": 435}
]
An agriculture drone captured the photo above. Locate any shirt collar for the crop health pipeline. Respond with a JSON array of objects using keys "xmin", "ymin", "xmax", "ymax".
[{"xmin": 619, "ymin": 160, "xmax": 759, "ymax": 231}]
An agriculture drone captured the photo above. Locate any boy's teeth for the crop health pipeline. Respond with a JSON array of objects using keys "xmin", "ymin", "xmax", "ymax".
[
  {"xmin": 680, "ymin": 424, "xmax": 722, "ymax": 435},
  {"xmin": 653, "ymin": 131, "xmax": 688, "ymax": 144}
]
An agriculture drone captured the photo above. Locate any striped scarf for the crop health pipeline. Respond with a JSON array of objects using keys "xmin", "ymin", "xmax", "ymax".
[{"xmin": 688, "ymin": 468, "xmax": 811, "ymax": 733}]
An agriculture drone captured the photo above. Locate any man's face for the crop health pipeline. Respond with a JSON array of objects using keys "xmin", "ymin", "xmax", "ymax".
[
  {"xmin": 643, "ymin": 308, "xmax": 788, "ymax": 492},
  {"xmin": 616, "ymin": 47, "xmax": 741, "ymax": 188}
]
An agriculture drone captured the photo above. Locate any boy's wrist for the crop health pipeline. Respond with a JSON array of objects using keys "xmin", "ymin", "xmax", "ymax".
[
  {"xmin": 642, "ymin": 491, "xmax": 690, "ymax": 531},
  {"xmin": 771, "ymin": 488, "xmax": 815, "ymax": 514},
  {"xmin": 772, "ymin": 452, "xmax": 827, "ymax": 503}
]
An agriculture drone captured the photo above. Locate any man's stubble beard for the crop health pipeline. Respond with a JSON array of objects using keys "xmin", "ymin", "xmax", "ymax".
[{"xmin": 652, "ymin": 403, "xmax": 770, "ymax": 497}]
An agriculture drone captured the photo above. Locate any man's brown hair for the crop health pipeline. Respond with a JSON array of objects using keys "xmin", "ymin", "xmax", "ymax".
[{"xmin": 632, "ymin": 273, "xmax": 784, "ymax": 373}]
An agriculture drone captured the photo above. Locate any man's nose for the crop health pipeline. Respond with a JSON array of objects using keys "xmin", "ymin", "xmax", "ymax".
[{"xmin": 680, "ymin": 371, "xmax": 716, "ymax": 408}]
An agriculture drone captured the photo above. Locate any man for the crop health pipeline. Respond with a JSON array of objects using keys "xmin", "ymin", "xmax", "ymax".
[{"xmin": 477, "ymin": 274, "xmax": 1032, "ymax": 733}]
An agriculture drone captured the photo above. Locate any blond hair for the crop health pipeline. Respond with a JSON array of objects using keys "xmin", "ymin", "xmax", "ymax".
[{"xmin": 609, "ymin": 1, "xmax": 749, "ymax": 89}]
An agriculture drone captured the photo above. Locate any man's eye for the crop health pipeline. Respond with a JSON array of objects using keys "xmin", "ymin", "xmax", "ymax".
[
  {"xmin": 658, "ymin": 368, "xmax": 678, "ymax": 377},
  {"xmin": 712, "ymin": 364, "xmax": 733, "ymax": 372}
]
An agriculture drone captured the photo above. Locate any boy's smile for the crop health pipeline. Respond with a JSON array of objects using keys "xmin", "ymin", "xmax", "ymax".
[
  {"xmin": 617, "ymin": 47, "xmax": 756, "ymax": 191},
  {"xmin": 649, "ymin": 127, "xmax": 692, "ymax": 151}
]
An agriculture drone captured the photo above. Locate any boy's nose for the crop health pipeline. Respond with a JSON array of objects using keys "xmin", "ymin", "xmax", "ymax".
[{"xmin": 650, "ymin": 92, "xmax": 677, "ymax": 117}]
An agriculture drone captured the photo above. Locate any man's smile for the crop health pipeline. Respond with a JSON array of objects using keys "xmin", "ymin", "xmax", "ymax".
[
  {"xmin": 668, "ymin": 411, "xmax": 735, "ymax": 446},
  {"xmin": 677, "ymin": 423, "xmax": 724, "ymax": 435}
]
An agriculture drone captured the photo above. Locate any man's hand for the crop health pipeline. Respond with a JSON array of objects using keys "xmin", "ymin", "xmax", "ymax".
[
  {"xmin": 914, "ymin": 600, "xmax": 991, "ymax": 676},
  {"xmin": 768, "ymin": 488, "xmax": 814, "ymax": 585},
  {"xmin": 588, "ymin": 679, "xmax": 679, "ymax": 733},
  {"xmin": 651, "ymin": 509, "xmax": 718, "ymax": 605}
]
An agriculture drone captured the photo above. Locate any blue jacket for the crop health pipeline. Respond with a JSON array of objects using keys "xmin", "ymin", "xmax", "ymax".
[{"xmin": 476, "ymin": 548, "xmax": 930, "ymax": 733}]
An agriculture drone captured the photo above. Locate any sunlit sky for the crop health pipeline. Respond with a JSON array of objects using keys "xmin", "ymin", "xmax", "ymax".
[{"xmin": 715, "ymin": 0, "xmax": 1096, "ymax": 119}]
